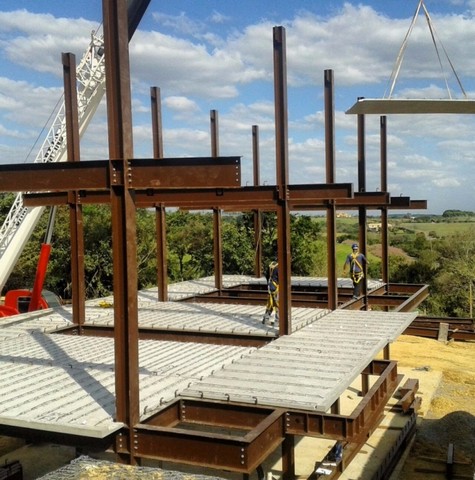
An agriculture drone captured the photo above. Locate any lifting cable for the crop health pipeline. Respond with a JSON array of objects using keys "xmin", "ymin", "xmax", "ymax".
[{"xmin": 384, "ymin": 0, "xmax": 467, "ymax": 99}]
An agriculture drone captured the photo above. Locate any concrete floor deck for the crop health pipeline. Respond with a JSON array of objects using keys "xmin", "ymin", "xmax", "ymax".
[{"xmin": 0, "ymin": 276, "xmax": 409, "ymax": 441}]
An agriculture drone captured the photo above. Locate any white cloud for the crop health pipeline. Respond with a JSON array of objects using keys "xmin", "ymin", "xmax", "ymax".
[
  {"xmin": 0, "ymin": 3, "xmax": 474, "ymax": 212},
  {"xmin": 164, "ymin": 95, "xmax": 200, "ymax": 113}
]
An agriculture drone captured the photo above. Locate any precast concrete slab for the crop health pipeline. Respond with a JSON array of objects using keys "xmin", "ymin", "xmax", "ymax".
[
  {"xmin": 0, "ymin": 308, "xmax": 73, "ymax": 339},
  {"xmin": 180, "ymin": 309, "xmax": 418, "ymax": 411},
  {"xmin": 78, "ymin": 301, "xmax": 329, "ymax": 335},
  {"xmin": 131, "ymin": 275, "xmax": 384, "ymax": 302},
  {"xmin": 0, "ymin": 334, "xmax": 255, "ymax": 438},
  {"xmin": 0, "ymin": 276, "xmax": 407, "ymax": 443}
]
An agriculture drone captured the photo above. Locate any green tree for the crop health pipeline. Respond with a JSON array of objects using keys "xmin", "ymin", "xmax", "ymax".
[
  {"xmin": 167, "ymin": 211, "xmax": 213, "ymax": 282},
  {"xmin": 290, "ymin": 215, "xmax": 325, "ymax": 275},
  {"xmin": 222, "ymin": 216, "xmax": 254, "ymax": 275}
]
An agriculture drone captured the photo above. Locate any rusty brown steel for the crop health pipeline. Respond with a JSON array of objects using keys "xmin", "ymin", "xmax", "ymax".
[
  {"xmin": 380, "ymin": 116, "xmax": 389, "ymax": 286},
  {"xmin": 356, "ymin": 104, "xmax": 368, "ymax": 301},
  {"xmin": 252, "ymin": 125, "xmax": 263, "ymax": 278},
  {"xmin": 0, "ymin": 158, "xmax": 239, "ymax": 192},
  {"xmin": 122, "ymin": 360, "xmax": 400, "ymax": 474},
  {"xmin": 151, "ymin": 87, "xmax": 164, "ymax": 159},
  {"xmin": 325, "ymin": 69, "xmax": 338, "ymax": 310},
  {"xmin": 103, "ymin": 0, "xmax": 140, "ymax": 464},
  {"xmin": 0, "ymin": 161, "xmax": 110, "ymax": 192},
  {"xmin": 150, "ymin": 87, "xmax": 168, "ymax": 302},
  {"xmin": 22, "ymin": 182, "xmax": 354, "ymax": 209},
  {"xmin": 127, "ymin": 157, "xmax": 241, "ymax": 188},
  {"xmin": 62, "ymin": 51, "xmax": 86, "ymax": 328},
  {"xmin": 135, "ymin": 407, "xmax": 286, "ymax": 473},
  {"xmin": 286, "ymin": 360, "xmax": 399, "ymax": 440},
  {"xmin": 210, "ymin": 110, "xmax": 224, "ymax": 291},
  {"xmin": 282, "ymin": 434, "xmax": 296, "ymax": 480},
  {"xmin": 155, "ymin": 205, "xmax": 168, "ymax": 302},
  {"xmin": 273, "ymin": 26, "xmax": 292, "ymax": 338}
]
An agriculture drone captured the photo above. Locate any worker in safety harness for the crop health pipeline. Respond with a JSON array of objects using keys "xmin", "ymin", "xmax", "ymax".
[
  {"xmin": 343, "ymin": 243, "xmax": 367, "ymax": 299},
  {"xmin": 262, "ymin": 260, "xmax": 279, "ymax": 326}
]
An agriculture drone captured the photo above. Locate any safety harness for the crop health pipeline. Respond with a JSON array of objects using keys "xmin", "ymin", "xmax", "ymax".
[
  {"xmin": 350, "ymin": 253, "xmax": 364, "ymax": 284},
  {"xmin": 267, "ymin": 261, "xmax": 279, "ymax": 292}
]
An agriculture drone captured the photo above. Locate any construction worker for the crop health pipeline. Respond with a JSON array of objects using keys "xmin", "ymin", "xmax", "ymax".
[
  {"xmin": 262, "ymin": 260, "xmax": 279, "ymax": 325},
  {"xmin": 343, "ymin": 243, "xmax": 367, "ymax": 299}
]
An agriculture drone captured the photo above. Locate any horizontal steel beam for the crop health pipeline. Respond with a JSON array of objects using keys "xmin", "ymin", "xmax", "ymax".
[
  {"xmin": 336, "ymin": 192, "xmax": 389, "ymax": 206},
  {"xmin": 0, "ymin": 157, "xmax": 241, "ymax": 192},
  {"xmin": 23, "ymin": 183, "xmax": 354, "ymax": 209},
  {"xmin": 135, "ymin": 404, "xmax": 286, "ymax": 473},
  {"xmin": 127, "ymin": 359, "xmax": 398, "ymax": 472},
  {"xmin": 285, "ymin": 360, "xmax": 399, "ymax": 440}
]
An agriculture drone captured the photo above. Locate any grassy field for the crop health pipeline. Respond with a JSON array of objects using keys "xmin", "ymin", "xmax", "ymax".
[{"xmin": 397, "ymin": 221, "xmax": 475, "ymax": 236}]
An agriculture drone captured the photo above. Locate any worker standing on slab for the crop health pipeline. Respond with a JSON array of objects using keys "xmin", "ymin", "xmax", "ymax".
[
  {"xmin": 343, "ymin": 243, "xmax": 367, "ymax": 299},
  {"xmin": 262, "ymin": 260, "xmax": 279, "ymax": 326}
]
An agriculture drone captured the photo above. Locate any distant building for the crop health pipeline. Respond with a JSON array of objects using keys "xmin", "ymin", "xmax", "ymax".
[{"xmin": 368, "ymin": 222, "xmax": 393, "ymax": 232}]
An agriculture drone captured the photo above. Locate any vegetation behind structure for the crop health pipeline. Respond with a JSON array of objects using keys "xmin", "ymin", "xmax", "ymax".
[{"xmin": 1, "ymin": 193, "xmax": 474, "ymax": 319}]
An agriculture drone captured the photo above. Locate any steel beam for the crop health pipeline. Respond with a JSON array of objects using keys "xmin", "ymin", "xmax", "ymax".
[
  {"xmin": 103, "ymin": 0, "xmax": 139, "ymax": 464},
  {"xmin": 150, "ymin": 87, "xmax": 168, "ymax": 302},
  {"xmin": 325, "ymin": 69, "xmax": 338, "ymax": 310},
  {"xmin": 273, "ymin": 26, "xmax": 292, "ymax": 337},
  {"xmin": 0, "ymin": 157, "xmax": 241, "ymax": 193},
  {"xmin": 23, "ymin": 183, "xmax": 353, "ymax": 209},
  {"xmin": 135, "ymin": 406, "xmax": 286, "ymax": 473},
  {"xmin": 380, "ymin": 116, "xmax": 389, "ymax": 287},
  {"xmin": 252, "ymin": 125, "xmax": 263, "ymax": 278},
  {"xmin": 211, "ymin": 110, "xmax": 223, "ymax": 291},
  {"xmin": 63, "ymin": 52, "xmax": 86, "ymax": 328}
]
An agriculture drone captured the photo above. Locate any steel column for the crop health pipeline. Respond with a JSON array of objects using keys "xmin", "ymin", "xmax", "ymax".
[
  {"xmin": 357, "ymin": 101, "xmax": 368, "ymax": 302},
  {"xmin": 281, "ymin": 434, "xmax": 295, "ymax": 480},
  {"xmin": 63, "ymin": 52, "xmax": 86, "ymax": 329},
  {"xmin": 103, "ymin": 0, "xmax": 140, "ymax": 464},
  {"xmin": 252, "ymin": 125, "xmax": 263, "ymax": 278},
  {"xmin": 151, "ymin": 86, "xmax": 168, "ymax": 301},
  {"xmin": 380, "ymin": 116, "xmax": 389, "ymax": 287},
  {"xmin": 324, "ymin": 69, "xmax": 338, "ymax": 310},
  {"xmin": 211, "ymin": 110, "xmax": 224, "ymax": 290},
  {"xmin": 151, "ymin": 86, "xmax": 164, "ymax": 159},
  {"xmin": 273, "ymin": 26, "xmax": 292, "ymax": 337}
]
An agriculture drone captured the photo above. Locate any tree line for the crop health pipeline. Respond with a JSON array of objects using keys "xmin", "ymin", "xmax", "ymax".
[{"xmin": 1, "ymin": 195, "xmax": 474, "ymax": 318}]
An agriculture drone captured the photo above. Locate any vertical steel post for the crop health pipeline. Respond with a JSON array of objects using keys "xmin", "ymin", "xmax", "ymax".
[
  {"xmin": 357, "ymin": 99, "xmax": 368, "ymax": 302},
  {"xmin": 63, "ymin": 52, "xmax": 86, "ymax": 329},
  {"xmin": 103, "ymin": 0, "xmax": 140, "ymax": 464},
  {"xmin": 151, "ymin": 86, "xmax": 168, "ymax": 301},
  {"xmin": 324, "ymin": 69, "xmax": 338, "ymax": 310},
  {"xmin": 380, "ymin": 116, "xmax": 389, "ymax": 287},
  {"xmin": 273, "ymin": 26, "xmax": 291, "ymax": 336},
  {"xmin": 281, "ymin": 434, "xmax": 295, "ymax": 480},
  {"xmin": 151, "ymin": 86, "xmax": 164, "ymax": 159},
  {"xmin": 252, "ymin": 125, "xmax": 263, "ymax": 278},
  {"xmin": 210, "ymin": 109, "xmax": 223, "ymax": 290}
]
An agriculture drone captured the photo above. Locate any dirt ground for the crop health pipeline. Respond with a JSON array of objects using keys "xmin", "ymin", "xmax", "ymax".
[
  {"xmin": 389, "ymin": 334, "xmax": 475, "ymax": 479},
  {"xmin": 0, "ymin": 334, "xmax": 474, "ymax": 479}
]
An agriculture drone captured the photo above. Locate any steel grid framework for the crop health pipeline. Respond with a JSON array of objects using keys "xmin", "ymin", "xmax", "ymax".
[{"xmin": 0, "ymin": 1, "xmax": 432, "ymax": 478}]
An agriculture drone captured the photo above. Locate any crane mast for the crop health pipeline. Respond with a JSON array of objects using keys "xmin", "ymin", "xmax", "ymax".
[
  {"xmin": 0, "ymin": 0, "xmax": 151, "ymax": 295},
  {"xmin": 0, "ymin": 28, "xmax": 106, "ymax": 294}
]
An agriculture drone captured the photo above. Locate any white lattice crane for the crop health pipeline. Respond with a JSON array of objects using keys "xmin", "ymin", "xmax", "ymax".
[{"xmin": 0, "ymin": 0, "xmax": 151, "ymax": 295}]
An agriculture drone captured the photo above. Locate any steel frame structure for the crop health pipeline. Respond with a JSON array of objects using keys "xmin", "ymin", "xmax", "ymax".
[{"xmin": 0, "ymin": 1, "xmax": 429, "ymax": 478}]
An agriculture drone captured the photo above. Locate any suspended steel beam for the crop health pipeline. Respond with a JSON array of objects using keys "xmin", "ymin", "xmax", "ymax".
[{"xmin": 346, "ymin": 98, "xmax": 475, "ymax": 115}]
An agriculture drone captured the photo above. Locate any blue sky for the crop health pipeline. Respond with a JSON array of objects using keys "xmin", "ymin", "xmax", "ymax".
[{"xmin": 1, "ymin": 1, "xmax": 475, "ymax": 214}]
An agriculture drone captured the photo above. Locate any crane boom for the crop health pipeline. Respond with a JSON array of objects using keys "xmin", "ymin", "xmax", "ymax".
[{"xmin": 0, "ymin": 0, "xmax": 151, "ymax": 294}]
